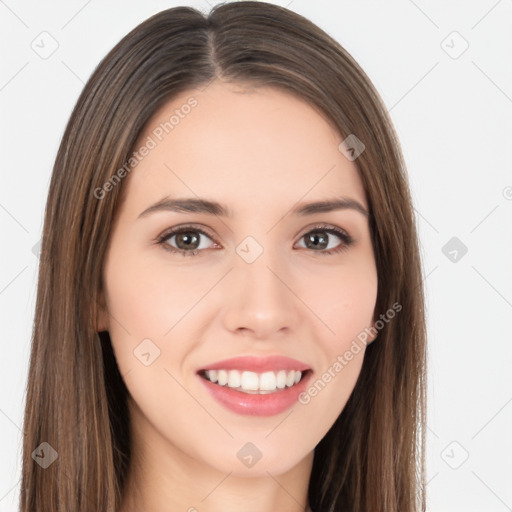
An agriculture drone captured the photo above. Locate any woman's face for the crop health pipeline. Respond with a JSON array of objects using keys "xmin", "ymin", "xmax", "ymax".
[{"xmin": 98, "ymin": 81, "xmax": 378, "ymax": 477}]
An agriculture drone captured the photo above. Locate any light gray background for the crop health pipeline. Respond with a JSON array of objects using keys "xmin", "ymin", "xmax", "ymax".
[{"xmin": 1, "ymin": 1, "xmax": 511, "ymax": 511}]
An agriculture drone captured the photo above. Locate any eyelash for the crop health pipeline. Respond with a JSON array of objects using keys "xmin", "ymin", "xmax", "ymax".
[{"xmin": 155, "ymin": 223, "xmax": 354, "ymax": 257}]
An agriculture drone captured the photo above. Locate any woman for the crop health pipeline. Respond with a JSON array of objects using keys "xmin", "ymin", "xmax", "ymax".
[{"xmin": 20, "ymin": 2, "xmax": 427, "ymax": 511}]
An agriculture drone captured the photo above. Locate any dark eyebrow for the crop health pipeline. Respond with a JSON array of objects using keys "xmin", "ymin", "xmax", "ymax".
[
  {"xmin": 138, "ymin": 197, "xmax": 232, "ymax": 218},
  {"xmin": 137, "ymin": 196, "xmax": 369, "ymax": 219},
  {"xmin": 292, "ymin": 198, "xmax": 368, "ymax": 217}
]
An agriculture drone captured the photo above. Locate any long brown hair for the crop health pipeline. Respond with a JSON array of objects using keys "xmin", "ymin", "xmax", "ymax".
[{"xmin": 20, "ymin": 2, "xmax": 427, "ymax": 511}]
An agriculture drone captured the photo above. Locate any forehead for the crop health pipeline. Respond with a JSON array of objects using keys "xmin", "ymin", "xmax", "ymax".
[{"xmin": 122, "ymin": 81, "xmax": 367, "ymax": 217}]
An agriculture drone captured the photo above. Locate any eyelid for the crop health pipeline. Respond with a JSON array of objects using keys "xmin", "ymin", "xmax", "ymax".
[
  {"xmin": 296, "ymin": 222, "xmax": 351, "ymax": 239},
  {"xmin": 156, "ymin": 223, "xmax": 216, "ymax": 242},
  {"xmin": 155, "ymin": 223, "xmax": 219, "ymax": 251}
]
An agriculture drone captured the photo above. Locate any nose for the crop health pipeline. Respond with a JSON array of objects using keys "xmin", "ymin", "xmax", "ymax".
[{"xmin": 221, "ymin": 248, "xmax": 302, "ymax": 340}]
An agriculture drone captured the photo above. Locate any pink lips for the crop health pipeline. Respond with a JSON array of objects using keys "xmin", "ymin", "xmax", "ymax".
[
  {"xmin": 196, "ymin": 355, "xmax": 312, "ymax": 417},
  {"xmin": 197, "ymin": 355, "xmax": 311, "ymax": 373}
]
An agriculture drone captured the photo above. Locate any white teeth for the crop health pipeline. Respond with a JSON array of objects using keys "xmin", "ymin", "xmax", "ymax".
[
  {"xmin": 217, "ymin": 369, "xmax": 228, "ymax": 386},
  {"xmin": 276, "ymin": 370, "xmax": 287, "ymax": 389},
  {"xmin": 228, "ymin": 369, "xmax": 241, "ymax": 388},
  {"xmin": 203, "ymin": 369, "xmax": 304, "ymax": 393},
  {"xmin": 240, "ymin": 371, "xmax": 259, "ymax": 390},
  {"xmin": 259, "ymin": 371, "xmax": 277, "ymax": 391}
]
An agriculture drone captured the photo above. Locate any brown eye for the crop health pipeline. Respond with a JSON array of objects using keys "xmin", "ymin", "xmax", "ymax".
[
  {"xmin": 157, "ymin": 226, "xmax": 217, "ymax": 257},
  {"xmin": 297, "ymin": 225, "xmax": 354, "ymax": 255},
  {"xmin": 171, "ymin": 231, "xmax": 201, "ymax": 251}
]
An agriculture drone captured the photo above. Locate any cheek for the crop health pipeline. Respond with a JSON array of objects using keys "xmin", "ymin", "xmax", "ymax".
[
  {"xmin": 104, "ymin": 251, "xmax": 210, "ymax": 338},
  {"xmin": 295, "ymin": 269, "xmax": 375, "ymax": 440},
  {"xmin": 102, "ymin": 253, "xmax": 200, "ymax": 421},
  {"xmin": 313, "ymin": 261, "xmax": 376, "ymax": 405},
  {"xmin": 102, "ymin": 250, "xmax": 174, "ymax": 374},
  {"xmin": 102, "ymin": 248, "xmax": 223, "ymax": 383},
  {"xmin": 305, "ymin": 258, "xmax": 378, "ymax": 345}
]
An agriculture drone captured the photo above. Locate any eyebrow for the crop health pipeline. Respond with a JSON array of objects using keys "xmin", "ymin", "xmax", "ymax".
[{"xmin": 137, "ymin": 196, "xmax": 369, "ymax": 219}]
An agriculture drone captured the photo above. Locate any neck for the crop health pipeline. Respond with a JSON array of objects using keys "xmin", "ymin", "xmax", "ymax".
[{"xmin": 120, "ymin": 398, "xmax": 314, "ymax": 512}]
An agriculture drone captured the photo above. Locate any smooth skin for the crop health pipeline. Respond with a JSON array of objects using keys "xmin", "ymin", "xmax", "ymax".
[{"xmin": 97, "ymin": 81, "xmax": 378, "ymax": 512}]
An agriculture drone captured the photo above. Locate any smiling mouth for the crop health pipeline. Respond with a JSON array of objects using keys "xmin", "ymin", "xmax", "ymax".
[{"xmin": 197, "ymin": 368, "xmax": 311, "ymax": 394}]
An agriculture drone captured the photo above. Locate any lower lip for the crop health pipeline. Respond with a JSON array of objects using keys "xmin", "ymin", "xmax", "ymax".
[{"xmin": 197, "ymin": 371, "xmax": 312, "ymax": 416}]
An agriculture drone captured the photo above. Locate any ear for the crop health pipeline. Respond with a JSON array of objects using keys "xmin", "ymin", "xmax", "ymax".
[
  {"xmin": 95, "ymin": 286, "xmax": 110, "ymax": 332},
  {"xmin": 366, "ymin": 310, "xmax": 379, "ymax": 345},
  {"xmin": 366, "ymin": 330, "xmax": 378, "ymax": 345}
]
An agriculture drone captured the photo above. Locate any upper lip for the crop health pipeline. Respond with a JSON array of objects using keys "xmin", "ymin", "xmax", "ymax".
[{"xmin": 197, "ymin": 355, "xmax": 311, "ymax": 373}]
